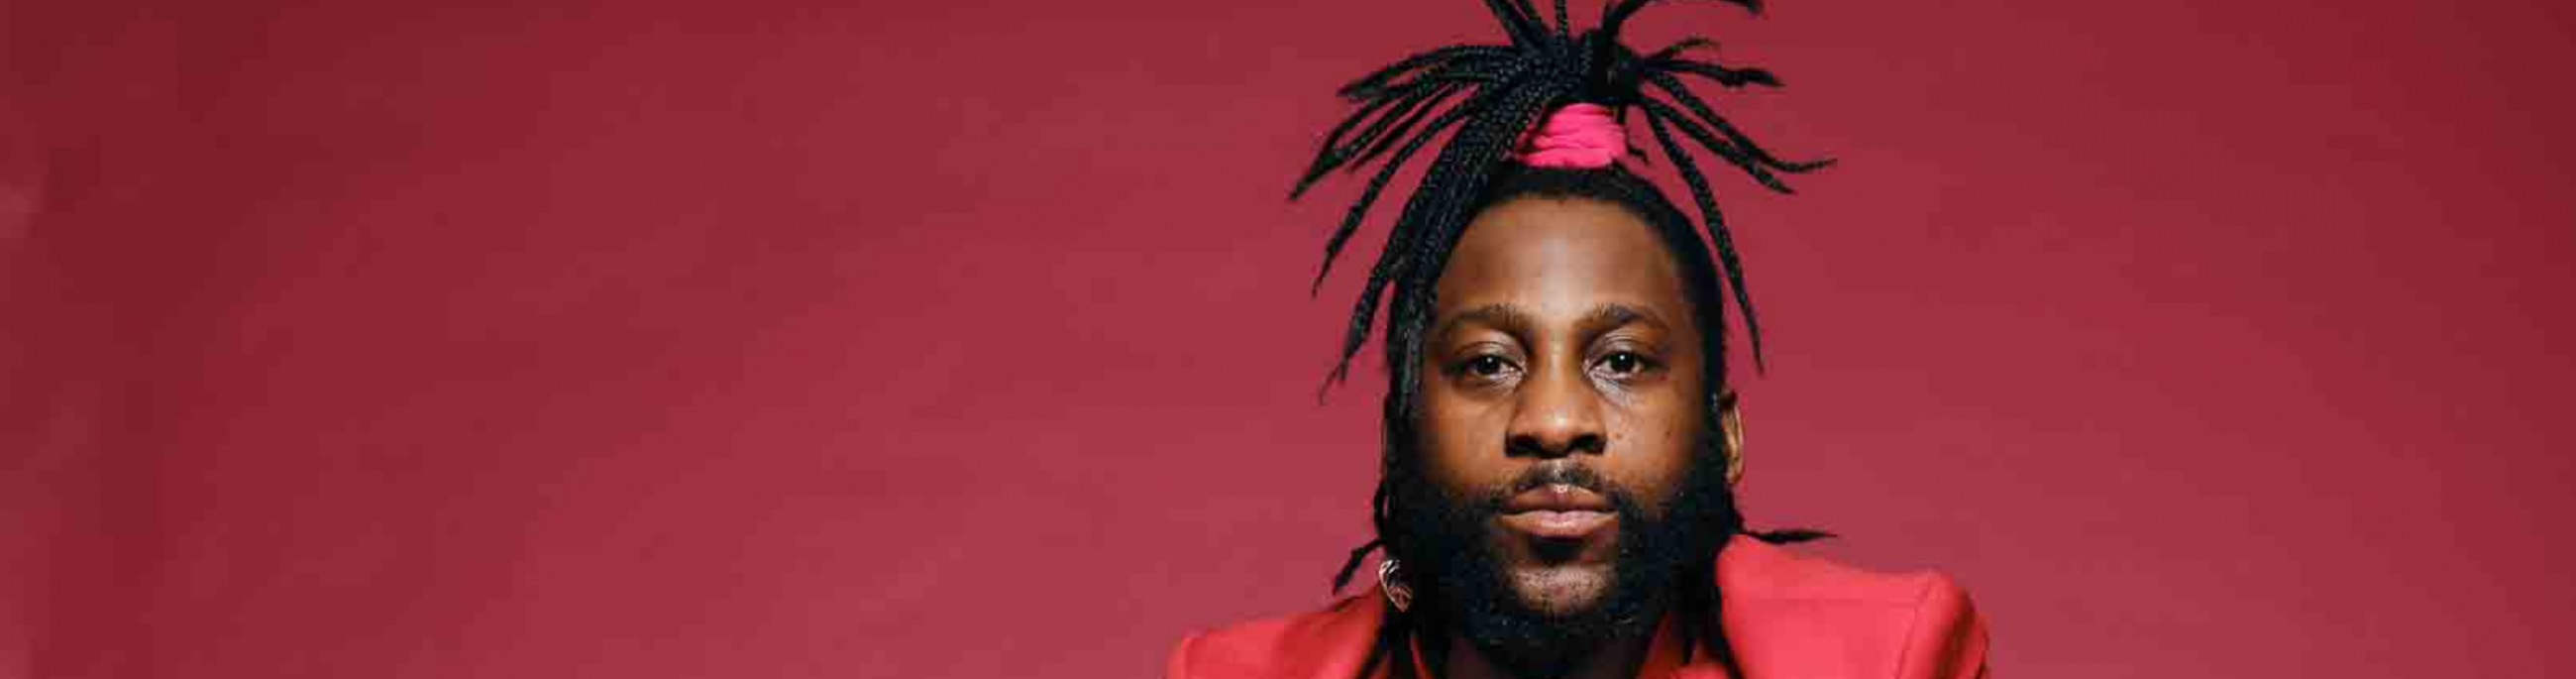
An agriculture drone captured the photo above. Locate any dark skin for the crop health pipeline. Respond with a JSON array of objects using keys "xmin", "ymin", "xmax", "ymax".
[{"xmin": 1420, "ymin": 196, "xmax": 1741, "ymax": 679}]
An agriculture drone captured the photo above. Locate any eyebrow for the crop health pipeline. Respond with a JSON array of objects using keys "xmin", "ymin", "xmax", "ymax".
[
  {"xmin": 1432, "ymin": 301, "xmax": 1670, "ymax": 342},
  {"xmin": 1434, "ymin": 303, "xmax": 1536, "ymax": 342},
  {"xmin": 1581, "ymin": 302, "xmax": 1669, "ymax": 336}
]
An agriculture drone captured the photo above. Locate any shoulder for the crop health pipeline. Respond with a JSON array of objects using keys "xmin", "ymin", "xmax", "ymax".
[
  {"xmin": 1716, "ymin": 536, "xmax": 1991, "ymax": 679},
  {"xmin": 1166, "ymin": 592, "xmax": 1388, "ymax": 679}
]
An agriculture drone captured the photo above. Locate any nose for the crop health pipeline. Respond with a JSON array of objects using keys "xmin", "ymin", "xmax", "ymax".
[{"xmin": 1505, "ymin": 362, "xmax": 1606, "ymax": 459}]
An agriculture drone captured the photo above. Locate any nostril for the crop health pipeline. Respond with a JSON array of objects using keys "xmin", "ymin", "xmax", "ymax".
[{"xmin": 1506, "ymin": 431, "xmax": 1605, "ymax": 458}]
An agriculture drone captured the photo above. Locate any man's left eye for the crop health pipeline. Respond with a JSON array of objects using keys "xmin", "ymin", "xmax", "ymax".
[{"xmin": 1601, "ymin": 352, "xmax": 1650, "ymax": 376}]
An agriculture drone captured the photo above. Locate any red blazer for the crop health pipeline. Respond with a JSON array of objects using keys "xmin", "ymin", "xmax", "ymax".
[{"xmin": 1168, "ymin": 534, "xmax": 1989, "ymax": 679}]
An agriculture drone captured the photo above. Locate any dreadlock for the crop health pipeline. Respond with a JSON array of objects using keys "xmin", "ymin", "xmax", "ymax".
[{"xmin": 1292, "ymin": 1, "xmax": 1831, "ymax": 677}]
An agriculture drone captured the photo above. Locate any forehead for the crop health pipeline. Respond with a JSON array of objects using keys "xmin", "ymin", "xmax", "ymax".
[{"xmin": 1433, "ymin": 197, "xmax": 1689, "ymax": 319}]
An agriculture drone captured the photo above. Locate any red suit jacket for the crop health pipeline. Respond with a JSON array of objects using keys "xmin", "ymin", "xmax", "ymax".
[{"xmin": 1168, "ymin": 534, "xmax": 1989, "ymax": 679}]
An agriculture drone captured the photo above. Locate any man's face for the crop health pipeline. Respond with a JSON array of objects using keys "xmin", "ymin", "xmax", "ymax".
[{"xmin": 1399, "ymin": 195, "xmax": 1729, "ymax": 675}]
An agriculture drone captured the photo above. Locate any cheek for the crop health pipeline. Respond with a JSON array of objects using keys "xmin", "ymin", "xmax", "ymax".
[
  {"xmin": 1415, "ymin": 388, "xmax": 1512, "ymax": 492},
  {"xmin": 1602, "ymin": 401, "xmax": 1701, "ymax": 506}
]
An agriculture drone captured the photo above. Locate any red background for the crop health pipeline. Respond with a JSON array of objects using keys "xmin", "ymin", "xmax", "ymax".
[{"xmin": 5, "ymin": 1, "xmax": 2573, "ymax": 677}]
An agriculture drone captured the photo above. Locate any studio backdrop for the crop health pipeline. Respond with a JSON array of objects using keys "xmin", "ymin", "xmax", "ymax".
[{"xmin": 4, "ymin": 1, "xmax": 2572, "ymax": 677}]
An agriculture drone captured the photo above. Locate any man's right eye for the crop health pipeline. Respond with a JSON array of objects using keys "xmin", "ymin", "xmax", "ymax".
[{"xmin": 1467, "ymin": 355, "xmax": 1510, "ymax": 376}]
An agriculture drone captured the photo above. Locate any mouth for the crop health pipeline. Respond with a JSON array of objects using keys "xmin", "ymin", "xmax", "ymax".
[{"xmin": 1497, "ymin": 483, "xmax": 1618, "ymax": 540}]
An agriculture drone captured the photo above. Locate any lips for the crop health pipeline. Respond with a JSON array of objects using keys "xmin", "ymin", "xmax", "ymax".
[{"xmin": 1498, "ymin": 484, "xmax": 1617, "ymax": 539}]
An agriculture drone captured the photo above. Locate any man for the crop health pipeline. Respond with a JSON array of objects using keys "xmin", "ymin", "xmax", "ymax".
[{"xmin": 1170, "ymin": 2, "xmax": 1990, "ymax": 678}]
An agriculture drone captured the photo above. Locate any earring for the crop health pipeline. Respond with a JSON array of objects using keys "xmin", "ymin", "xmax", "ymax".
[
  {"xmin": 1378, "ymin": 558, "xmax": 1415, "ymax": 612},
  {"xmin": 1718, "ymin": 390, "xmax": 1746, "ymax": 487}
]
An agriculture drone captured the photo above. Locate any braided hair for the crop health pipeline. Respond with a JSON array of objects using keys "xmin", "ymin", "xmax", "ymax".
[{"xmin": 1293, "ymin": 1, "xmax": 1829, "ymax": 676}]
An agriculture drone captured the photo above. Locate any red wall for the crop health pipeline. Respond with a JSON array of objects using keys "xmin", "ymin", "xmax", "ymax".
[{"xmin": 6, "ymin": 1, "xmax": 2573, "ymax": 677}]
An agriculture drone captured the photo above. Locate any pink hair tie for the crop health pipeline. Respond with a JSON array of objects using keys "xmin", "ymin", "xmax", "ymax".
[{"xmin": 1511, "ymin": 103, "xmax": 1626, "ymax": 169}]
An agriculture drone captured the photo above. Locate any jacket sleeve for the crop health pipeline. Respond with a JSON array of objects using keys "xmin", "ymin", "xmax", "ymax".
[
  {"xmin": 1166, "ymin": 632, "xmax": 1202, "ymax": 679},
  {"xmin": 1894, "ymin": 573, "xmax": 1990, "ymax": 679}
]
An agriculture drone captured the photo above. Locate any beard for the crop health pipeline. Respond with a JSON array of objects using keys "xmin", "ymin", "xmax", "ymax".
[{"xmin": 1391, "ymin": 447, "xmax": 1739, "ymax": 679}]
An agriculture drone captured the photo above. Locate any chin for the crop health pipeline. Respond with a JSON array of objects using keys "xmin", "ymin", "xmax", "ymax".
[{"xmin": 1508, "ymin": 563, "xmax": 1615, "ymax": 617}]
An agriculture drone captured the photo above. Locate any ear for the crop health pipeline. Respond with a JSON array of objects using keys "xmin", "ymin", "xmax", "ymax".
[{"xmin": 1716, "ymin": 387, "xmax": 1744, "ymax": 487}]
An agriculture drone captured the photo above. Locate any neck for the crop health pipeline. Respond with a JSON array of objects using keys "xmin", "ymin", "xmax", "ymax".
[{"xmin": 1437, "ymin": 622, "xmax": 1659, "ymax": 679}]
